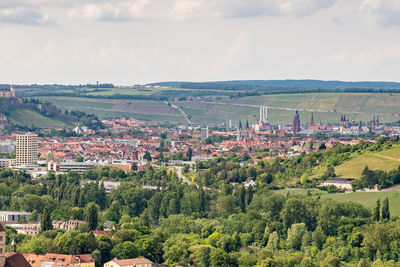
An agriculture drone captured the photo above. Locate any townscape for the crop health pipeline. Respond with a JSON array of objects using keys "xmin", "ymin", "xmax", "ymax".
[
  {"xmin": 3, "ymin": 0, "xmax": 400, "ymax": 266},
  {"xmin": 2, "ymin": 84, "xmax": 400, "ymax": 267}
]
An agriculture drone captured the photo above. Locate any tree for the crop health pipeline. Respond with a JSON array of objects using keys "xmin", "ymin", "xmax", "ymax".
[
  {"xmin": 111, "ymin": 241, "xmax": 139, "ymax": 259},
  {"xmin": 210, "ymin": 248, "xmax": 228, "ymax": 267},
  {"xmin": 97, "ymin": 236, "xmax": 113, "ymax": 264},
  {"xmin": 361, "ymin": 165, "xmax": 376, "ymax": 188},
  {"xmin": 143, "ymin": 151, "xmax": 152, "ymax": 162},
  {"xmin": 381, "ymin": 197, "xmax": 390, "ymax": 220},
  {"xmin": 300, "ymin": 173, "xmax": 310, "ymax": 185},
  {"xmin": 131, "ymin": 162, "xmax": 138, "ymax": 171},
  {"xmin": 373, "ymin": 199, "xmax": 380, "ymax": 221},
  {"xmin": 40, "ymin": 207, "xmax": 53, "ymax": 232},
  {"xmin": 239, "ymin": 186, "xmax": 246, "ymax": 213},
  {"xmin": 246, "ymin": 186, "xmax": 254, "ymax": 205},
  {"xmin": 198, "ymin": 246, "xmax": 211, "ymax": 267},
  {"xmin": 312, "ymin": 227, "xmax": 326, "ymax": 250},
  {"xmin": 281, "ymin": 198, "xmax": 308, "ymax": 230},
  {"xmin": 286, "ymin": 223, "xmax": 307, "ymax": 251},
  {"xmin": 86, "ymin": 231, "xmax": 98, "ymax": 253},
  {"xmin": 186, "ymin": 147, "xmax": 193, "ymax": 161},
  {"xmin": 85, "ymin": 203, "xmax": 99, "ymax": 230},
  {"xmin": 75, "ymin": 156, "xmax": 84, "ymax": 162}
]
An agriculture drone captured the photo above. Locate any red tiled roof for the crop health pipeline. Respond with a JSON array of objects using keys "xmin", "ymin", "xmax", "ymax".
[{"xmin": 5, "ymin": 253, "xmax": 31, "ymax": 267}]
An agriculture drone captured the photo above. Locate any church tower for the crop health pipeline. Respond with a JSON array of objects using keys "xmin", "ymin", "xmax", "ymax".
[
  {"xmin": 293, "ymin": 111, "xmax": 301, "ymax": 134},
  {"xmin": 310, "ymin": 112, "xmax": 315, "ymax": 127},
  {"xmin": 0, "ymin": 223, "xmax": 5, "ymax": 267},
  {"xmin": 10, "ymin": 85, "xmax": 15, "ymax": 98}
]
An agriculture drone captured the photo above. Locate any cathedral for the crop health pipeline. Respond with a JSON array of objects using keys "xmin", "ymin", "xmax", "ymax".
[
  {"xmin": 0, "ymin": 85, "xmax": 15, "ymax": 98},
  {"xmin": 237, "ymin": 120, "xmax": 252, "ymax": 141}
]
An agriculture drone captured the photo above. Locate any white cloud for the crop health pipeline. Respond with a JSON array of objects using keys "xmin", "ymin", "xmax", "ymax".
[
  {"xmin": 0, "ymin": 0, "xmax": 342, "ymax": 24},
  {"xmin": 0, "ymin": 6, "xmax": 50, "ymax": 25},
  {"xmin": 360, "ymin": 0, "xmax": 400, "ymax": 26},
  {"xmin": 212, "ymin": 32, "xmax": 253, "ymax": 73}
]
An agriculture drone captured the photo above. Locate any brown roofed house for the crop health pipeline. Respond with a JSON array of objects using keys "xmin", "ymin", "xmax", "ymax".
[{"xmin": 104, "ymin": 258, "xmax": 160, "ymax": 267}]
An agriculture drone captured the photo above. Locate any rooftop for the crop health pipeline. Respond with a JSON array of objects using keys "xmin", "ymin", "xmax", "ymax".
[
  {"xmin": 109, "ymin": 258, "xmax": 154, "ymax": 266},
  {"xmin": 0, "ymin": 211, "xmax": 32, "ymax": 215}
]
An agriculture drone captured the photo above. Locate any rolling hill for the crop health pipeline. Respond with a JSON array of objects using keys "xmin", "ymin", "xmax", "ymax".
[
  {"xmin": 7, "ymin": 108, "xmax": 68, "ymax": 128},
  {"xmin": 37, "ymin": 92, "xmax": 400, "ymax": 125},
  {"xmin": 149, "ymin": 79, "xmax": 400, "ymax": 90},
  {"xmin": 335, "ymin": 146, "xmax": 400, "ymax": 178}
]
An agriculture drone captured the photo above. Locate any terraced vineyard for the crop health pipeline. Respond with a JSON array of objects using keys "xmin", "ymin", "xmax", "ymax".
[
  {"xmin": 7, "ymin": 108, "xmax": 68, "ymax": 128},
  {"xmin": 39, "ymin": 92, "xmax": 400, "ymax": 125},
  {"xmin": 41, "ymin": 97, "xmax": 185, "ymax": 123}
]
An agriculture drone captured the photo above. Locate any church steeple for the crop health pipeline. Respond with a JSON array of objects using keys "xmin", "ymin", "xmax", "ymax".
[{"xmin": 310, "ymin": 112, "xmax": 315, "ymax": 126}]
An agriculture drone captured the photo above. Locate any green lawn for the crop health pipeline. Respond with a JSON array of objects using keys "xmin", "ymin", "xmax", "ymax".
[
  {"xmin": 335, "ymin": 146, "xmax": 400, "ymax": 178},
  {"xmin": 7, "ymin": 109, "xmax": 67, "ymax": 128}
]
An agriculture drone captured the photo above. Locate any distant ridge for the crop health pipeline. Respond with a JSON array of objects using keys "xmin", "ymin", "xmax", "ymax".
[{"xmin": 148, "ymin": 79, "xmax": 400, "ymax": 90}]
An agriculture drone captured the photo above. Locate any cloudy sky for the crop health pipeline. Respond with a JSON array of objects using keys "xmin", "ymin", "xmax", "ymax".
[{"xmin": 1, "ymin": 0, "xmax": 400, "ymax": 85}]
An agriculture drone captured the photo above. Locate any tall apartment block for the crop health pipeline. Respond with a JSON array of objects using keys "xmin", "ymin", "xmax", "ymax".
[
  {"xmin": 201, "ymin": 127, "xmax": 209, "ymax": 141},
  {"xmin": 16, "ymin": 133, "xmax": 38, "ymax": 166}
]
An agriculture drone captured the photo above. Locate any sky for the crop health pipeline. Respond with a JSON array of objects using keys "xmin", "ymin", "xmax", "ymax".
[{"xmin": 1, "ymin": 0, "xmax": 400, "ymax": 85}]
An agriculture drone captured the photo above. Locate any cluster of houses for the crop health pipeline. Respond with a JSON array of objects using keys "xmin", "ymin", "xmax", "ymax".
[{"xmin": 0, "ymin": 216, "xmax": 162, "ymax": 267}]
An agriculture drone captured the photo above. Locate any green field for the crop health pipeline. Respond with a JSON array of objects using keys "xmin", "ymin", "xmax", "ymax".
[
  {"xmin": 335, "ymin": 146, "xmax": 400, "ymax": 178},
  {"xmin": 7, "ymin": 108, "xmax": 68, "ymax": 128},
  {"xmin": 42, "ymin": 97, "xmax": 115, "ymax": 110},
  {"xmin": 275, "ymin": 188, "xmax": 400, "ymax": 217},
  {"xmin": 35, "ymin": 92, "xmax": 400, "ymax": 124},
  {"xmin": 322, "ymin": 191, "xmax": 400, "ymax": 217}
]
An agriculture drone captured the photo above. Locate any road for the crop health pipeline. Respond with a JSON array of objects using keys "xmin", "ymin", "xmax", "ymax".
[
  {"xmin": 171, "ymin": 166, "xmax": 198, "ymax": 187},
  {"xmin": 167, "ymin": 101, "xmax": 192, "ymax": 124}
]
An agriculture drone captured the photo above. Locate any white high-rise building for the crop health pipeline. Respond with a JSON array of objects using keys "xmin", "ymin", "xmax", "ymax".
[
  {"xmin": 16, "ymin": 133, "xmax": 38, "ymax": 166},
  {"xmin": 201, "ymin": 127, "xmax": 209, "ymax": 141},
  {"xmin": 259, "ymin": 107, "xmax": 269, "ymax": 124}
]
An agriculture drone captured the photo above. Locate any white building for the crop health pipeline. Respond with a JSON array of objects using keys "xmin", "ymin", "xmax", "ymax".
[
  {"xmin": 102, "ymin": 181, "xmax": 121, "ymax": 194},
  {"xmin": 321, "ymin": 178, "xmax": 354, "ymax": 191},
  {"xmin": 0, "ymin": 85, "xmax": 16, "ymax": 98},
  {"xmin": 259, "ymin": 107, "xmax": 269, "ymax": 124},
  {"xmin": 48, "ymin": 160, "xmax": 96, "ymax": 173},
  {"xmin": 6, "ymin": 223, "xmax": 40, "ymax": 235},
  {"xmin": 16, "ymin": 133, "xmax": 38, "ymax": 166},
  {"xmin": 0, "ymin": 140, "xmax": 16, "ymax": 153},
  {"xmin": 0, "ymin": 159, "xmax": 16, "ymax": 169},
  {"xmin": 0, "ymin": 211, "xmax": 32, "ymax": 223},
  {"xmin": 201, "ymin": 127, "xmax": 209, "ymax": 141}
]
